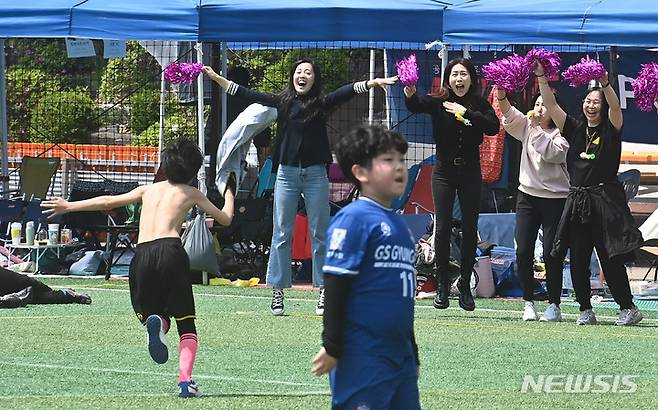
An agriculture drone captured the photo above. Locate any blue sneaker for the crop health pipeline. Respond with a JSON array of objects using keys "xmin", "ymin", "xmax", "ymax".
[
  {"xmin": 146, "ymin": 315, "xmax": 168, "ymax": 364},
  {"xmin": 178, "ymin": 380, "xmax": 201, "ymax": 398}
]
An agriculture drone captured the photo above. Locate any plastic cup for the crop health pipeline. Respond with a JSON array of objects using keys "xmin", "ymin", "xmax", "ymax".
[
  {"xmin": 10, "ymin": 222, "xmax": 22, "ymax": 245},
  {"xmin": 47, "ymin": 223, "xmax": 59, "ymax": 245}
]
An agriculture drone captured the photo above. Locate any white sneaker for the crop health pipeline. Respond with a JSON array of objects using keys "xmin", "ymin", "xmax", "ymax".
[
  {"xmin": 271, "ymin": 288, "xmax": 285, "ymax": 316},
  {"xmin": 315, "ymin": 288, "xmax": 325, "ymax": 315},
  {"xmin": 522, "ymin": 301, "xmax": 538, "ymax": 321},
  {"xmin": 576, "ymin": 309, "xmax": 597, "ymax": 325},
  {"xmin": 615, "ymin": 307, "xmax": 643, "ymax": 326},
  {"xmin": 540, "ymin": 303, "xmax": 562, "ymax": 322}
]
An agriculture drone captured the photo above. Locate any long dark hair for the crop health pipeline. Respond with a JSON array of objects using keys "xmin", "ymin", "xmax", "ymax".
[
  {"xmin": 276, "ymin": 58, "xmax": 325, "ymax": 127},
  {"xmin": 581, "ymin": 87, "xmax": 610, "ymax": 128},
  {"xmin": 430, "ymin": 58, "xmax": 480, "ymax": 100}
]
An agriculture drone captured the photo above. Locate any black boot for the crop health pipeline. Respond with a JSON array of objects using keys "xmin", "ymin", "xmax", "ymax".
[
  {"xmin": 433, "ymin": 276, "xmax": 450, "ymax": 309},
  {"xmin": 457, "ymin": 278, "xmax": 475, "ymax": 311}
]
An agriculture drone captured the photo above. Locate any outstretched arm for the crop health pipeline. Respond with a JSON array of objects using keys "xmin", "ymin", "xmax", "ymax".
[
  {"xmin": 192, "ymin": 186, "xmax": 234, "ymax": 227},
  {"xmin": 42, "ymin": 186, "xmax": 147, "ymax": 217},
  {"xmin": 600, "ymin": 72, "xmax": 623, "ymax": 130},
  {"xmin": 203, "ymin": 66, "xmax": 277, "ymax": 106},
  {"xmin": 534, "ymin": 62, "xmax": 567, "ymax": 132}
]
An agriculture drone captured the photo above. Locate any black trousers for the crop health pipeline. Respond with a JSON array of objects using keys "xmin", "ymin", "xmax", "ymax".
[
  {"xmin": 568, "ymin": 221, "xmax": 634, "ymax": 311},
  {"xmin": 0, "ymin": 266, "xmax": 71, "ymax": 304},
  {"xmin": 515, "ymin": 191, "xmax": 565, "ymax": 304},
  {"xmin": 432, "ymin": 164, "xmax": 481, "ymax": 284}
]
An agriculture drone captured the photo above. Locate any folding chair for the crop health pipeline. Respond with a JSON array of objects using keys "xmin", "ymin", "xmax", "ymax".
[
  {"xmin": 0, "ymin": 156, "xmax": 60, "ymax": 201},
  {"xmin": 617, "ymin": 169, "xmax": 641, "ymax": 202},
  {"xmin": 391, "ymin": 163, "xmax": 421, "ymax": 212},
  {"xmin": 404, "ymin": 164, "xmax": 434, "ymax": 214},
  {"xmin": 636, "ymin": 207, "xmax": 658, "ymax": 282},
  {"xmin": 328, "ymin": 163, "xmax": 358, "ymax": 215}
]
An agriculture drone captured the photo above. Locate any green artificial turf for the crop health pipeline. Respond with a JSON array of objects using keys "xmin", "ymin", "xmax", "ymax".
[{"xmin": 0, "ymin": 279, "xmax": 656, "ymax": 409}]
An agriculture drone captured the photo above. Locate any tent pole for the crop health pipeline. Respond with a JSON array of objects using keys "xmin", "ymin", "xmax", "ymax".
[
  {"xmin": 196, "ymin": 42, "xmax": 207, "ymax": 195},
  {"xmin": 440, "ymin": 44, "xmax": 448, "ymax": 91},
  {"xmin": 368, "ymin": 49, "xmax": 375, "ymax": 125},
  {"xmin": 157, "ymin": 71, "xmax": 165, "ymax": 168},
  {"xmin": 221, "ymin": 42, "xmax": 228, "ymax": 136},
  {"xmin": 383, "ymin": 49, "xmax": 391, "ymax": 128},
  {"xmin": 0, "ymin": 39, "xmax": 9, "ymax": 197}
]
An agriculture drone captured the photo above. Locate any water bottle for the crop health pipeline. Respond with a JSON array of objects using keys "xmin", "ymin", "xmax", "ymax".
[
  {"xmin": 25, "ymin": 221, "xmax": 35, "ymax": 246},
  {"xmin": 37, "ymin": 226, "xmax": 48, "ymax": 243}
]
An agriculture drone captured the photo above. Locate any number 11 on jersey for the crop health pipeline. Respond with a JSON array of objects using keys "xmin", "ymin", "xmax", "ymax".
[{"xmin": 400, "ymin": 271, "xmax": 415, "ymax": 298}]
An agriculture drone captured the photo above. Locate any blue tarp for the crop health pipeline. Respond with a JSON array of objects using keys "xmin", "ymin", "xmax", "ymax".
[
  {"xmin": 443, "ymin": 0, "xmax": 658, "ymax": 48},
  {"xmin": 0, "ymin": 0, "xmax": 451, "ymax": 42}
]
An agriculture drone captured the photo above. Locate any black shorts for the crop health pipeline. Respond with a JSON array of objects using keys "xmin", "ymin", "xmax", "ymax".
[{"xmin": 129, "ymin": 237, "xmax": 195, "ymax": 324}]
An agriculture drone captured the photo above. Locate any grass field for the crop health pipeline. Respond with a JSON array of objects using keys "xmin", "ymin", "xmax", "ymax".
[{"xmin": 0, "ymin": 278, "xmax": 656, "ymax": 409}]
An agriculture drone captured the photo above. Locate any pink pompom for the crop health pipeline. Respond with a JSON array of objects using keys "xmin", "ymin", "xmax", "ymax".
[
  {"xmin": 524, "ymin": 48, "xmax": 561, "ymax": 78},
  {"xmin": 632, "ymin": 62, "xmax": 658, "ymax": 112},
  {"xmin": 562, "ymin": 56, "xmax": 606, "ymax": 87},
  {"xmin": 482, "ymin": 54, "xmax": 530, "ymax": 93},
  {"xmin": 164, "ymin": 62, "xmax": 204, "ymax": 84},
  {"xmin": 395, "ymin": 54, "xmax": 419, "ymax": 87}
]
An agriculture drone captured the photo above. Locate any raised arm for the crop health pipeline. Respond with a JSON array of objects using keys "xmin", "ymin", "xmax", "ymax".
[
  {"xmin": 534, "ymin": 62, "xmax": 567, "ymax": 132},
  {"xmin": 203, "ymin": 66, "xmax": 277, "ymax": 107},
  {"xmin": 600, "ymin": 71, "xmax": 623, "ymax": 131},
  {"xmin": 191, "ymin": 186, "xmax": 234, "ymax": 227},
  {"xmin": 323, "ymin": 76, "xmax": 398, "ymax": 108},
  {"xmin": 403, "ymin": 85, "xmax": 438, "ymax": 114},
  {"xmin": 42, "ymin": 186, "xmax": 147, "ymax": 217}
]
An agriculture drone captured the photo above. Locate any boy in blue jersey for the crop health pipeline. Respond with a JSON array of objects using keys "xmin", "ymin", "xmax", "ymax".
[{"xmin": 311, "ymin": 125, "xmax": 420, "ymax": 409}]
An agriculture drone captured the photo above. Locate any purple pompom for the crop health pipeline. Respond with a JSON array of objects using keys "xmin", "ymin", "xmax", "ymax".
[
  {"xmin": 164, "ymin": 62, "xmax": 204, "ymax": 84},
  {"xmin": 395, "ymin": 54, "xmax": 419, "ymax": 87},
  {"xmin": 482, "ymin": 54, "xmax": 530, "ymax": 93},
  {"xmin": 524, "ymin": 48, "xmax": 561, "ymax": 78},
  {"xmin": 562, "ymin": 56, "xmax": 606, "ymax": 87},
  {"xmin": 632, "ymin": 62, "xmax": 658, "ymax": 112}
]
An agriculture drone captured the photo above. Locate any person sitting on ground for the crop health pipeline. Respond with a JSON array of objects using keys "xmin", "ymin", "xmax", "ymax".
[
  {"xmin": 0, "ymin": 265, "xmax": 91, "ymax": 308},
  {"xmin": 42, "ymin": 137, "xmax": 236, "ymax": 397},
  {"xmin": 312, "ymin": 125, "xmax": 420, "ymax": 409}
]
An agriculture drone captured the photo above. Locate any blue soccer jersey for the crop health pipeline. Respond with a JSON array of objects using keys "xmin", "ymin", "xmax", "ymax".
[{"xmin": 323, "ymin": 197, "xmax": 417, "ymax": 361}]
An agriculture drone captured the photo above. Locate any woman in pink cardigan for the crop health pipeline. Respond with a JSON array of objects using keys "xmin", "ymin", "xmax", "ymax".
[{"xmin": 497, "ymin": 88, "xmax": 570, "ymax": 322}]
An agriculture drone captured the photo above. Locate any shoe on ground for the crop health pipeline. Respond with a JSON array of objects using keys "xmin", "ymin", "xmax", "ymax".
[
  {"xmin": 315, "ymin": 288, "xmax": 325, "ymax": 315},
  {"xmin": 540, "ymin": 303, "xmax": 562, "ymax": 322},
  {"xmin": 615, "ymin": 307, "xmax": 643, "ymax": 326},
  {"xmin": 576, "ymin": 309, "xmax": 597, "ymax": 325},
  {"xmin": 522, "ymin": 301, "xmax": 538, "ymax": 321},
  {"xmin": 457, "ymin": 280, "xmax": 475, "ymax": 311},
  {"xmin": 271, "ymin": 288, "xmax": 285, "ymax": 316},
  {"xmin": 178, "ymin": 380, "xmax": 201, "ymax": 398},
  {"xmin": 146, "ymin": 315, "xmax": 168, "ymax": 364},
  {"xmin": 432, "ymin": 281, "xmax": 449, "ymax": 309}
]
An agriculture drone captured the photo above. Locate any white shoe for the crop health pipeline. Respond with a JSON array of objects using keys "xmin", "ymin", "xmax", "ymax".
[
  {"xmin": 522, "ymin": 301, "xmax": 538, "ymax": 321},
  {"xmin": 540, "ymin": 303, "xmax": 562, "ymax": 322},
  {"xmin": 315, "ymin": 288, "xmax": 325, "ymax": 315},
  {"xmin": 615, "ymin": 307, "xmax": 643, "ymax": 326},
  {"xmin": 576, "ymin": 309, "xmax": 597, "ymax": 325},
  {"xmin": 271, "ymin": 288, "xmax": 285, "ymax": 316}
]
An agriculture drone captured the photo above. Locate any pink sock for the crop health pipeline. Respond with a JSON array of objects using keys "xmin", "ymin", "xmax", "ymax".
[{"xmin": 178, "ymin": 333, "xmax": 198, "ymax": 383}]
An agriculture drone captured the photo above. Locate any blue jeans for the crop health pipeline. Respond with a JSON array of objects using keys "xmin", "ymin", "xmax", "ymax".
[{"xmin": 266, "ymin": 164, "xmax": 329, "ymax": 288}]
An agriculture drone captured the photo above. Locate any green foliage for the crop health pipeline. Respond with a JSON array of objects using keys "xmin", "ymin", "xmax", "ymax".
[
  {"xmin": 255, "ymin": 49, "xmax": 351, "ymax": 94},
  {"xmin": 5, "ymin": 39, "xmax": 100, "ymax": 76},
  {"xmin": 29, "ymin": 90, "xmax": 97, "ymax": 144},
  {"xmin": 132, "ymin": 112, "xmax": 196, "ymax": 147},
  {"xmin": 5, "ymin": 67, "xmax": 62, "ymax": 141},
  {"xmin": 98, "ymin": 41, "xmax": 160, "ymax": 103},
  {"xmin": 129, "ymin": 90, "xmax": 160, "ymax": 134}
]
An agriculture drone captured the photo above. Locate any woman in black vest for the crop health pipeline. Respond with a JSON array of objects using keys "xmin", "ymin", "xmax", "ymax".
[{"xmin": 404, "ymin": 58, "xmax": 499, "ymax": 311}]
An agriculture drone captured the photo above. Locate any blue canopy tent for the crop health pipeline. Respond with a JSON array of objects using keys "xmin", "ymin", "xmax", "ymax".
[{"xmin": 442, "ymin": 0, "xmax": 658, "ymax": 47}]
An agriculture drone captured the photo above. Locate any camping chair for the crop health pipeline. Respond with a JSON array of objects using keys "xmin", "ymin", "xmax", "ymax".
[
  {"xmin": 391, "ymin": 163, "xmax": 421, "ymax": 212},
  {"xmin": 636, "ymin": 207, "xmax": 658, "ymax": 282},
  {"xmin": 404, "ymin": 164, "xmax": 434, "ymax": 214},
  {"xmin": 0, "ymin": 156, "xmax": 60, "ymax": 201},
  {"xmin": 328, "ymin": 163, "xmax": 358, "ymax": 215},
  {"xmin": 255, "ymin": 158, "xmax": 276, "ymax": 199},
  {"xmin": 617, "ymin": 169, "xmax": 641, "ymax": 202}
]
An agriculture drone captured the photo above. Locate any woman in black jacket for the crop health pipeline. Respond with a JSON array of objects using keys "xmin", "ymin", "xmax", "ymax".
[
  {"xmin": 534, "ymin": 61, "xmax": 643, "ymax": 326},
  {"xmin": 404, "ymin": 58, "xmax": 499, "ymax": 311},
  {"xmin": 203, "ymin": 60, "xmax": 396, "ymax": 316}
]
